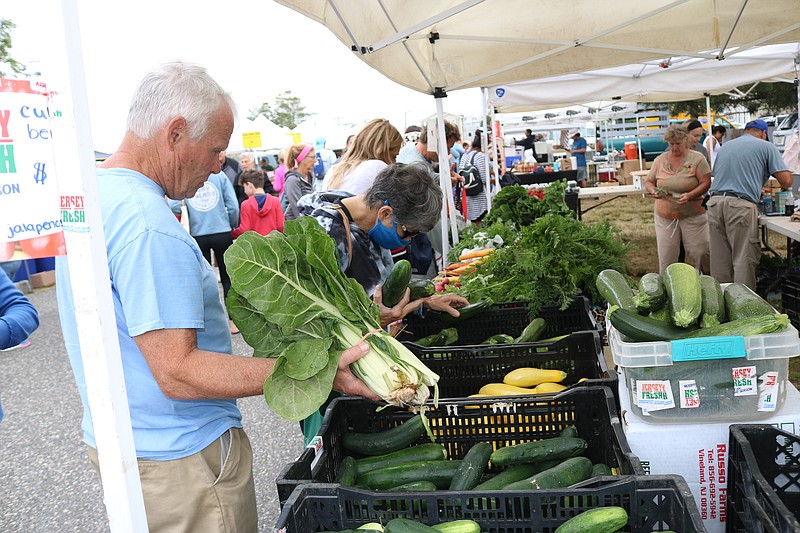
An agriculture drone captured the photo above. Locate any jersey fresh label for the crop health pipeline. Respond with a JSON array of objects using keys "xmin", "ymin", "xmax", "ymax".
[
  {"xmin": 679, "ymin": 380, "xmax": 700, "ymax": 408},
  {"xmin": 732, "ymin": 366, "xmax": 757, "ymax": 396},
  {"xmin": 636, "ymin": 380, "xmax": 675, "ymax": 412},
  {"xmin": 306, "ymin": 435, "xmax": 323, "ymax": 470},
  {"xmin": 758, "ymin": 371, "xmax": 780, "ymax": 412}
]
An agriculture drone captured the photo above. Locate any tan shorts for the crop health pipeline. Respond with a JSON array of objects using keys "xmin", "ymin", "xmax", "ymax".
[{"xmin": 88, "ymin": 427, "xmax": 257, "ymax": 533}]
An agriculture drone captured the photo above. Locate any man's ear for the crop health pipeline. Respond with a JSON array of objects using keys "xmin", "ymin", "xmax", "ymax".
[{"xmin": 166, "ymin": 116, "xmax": 188, "ymax": 148}]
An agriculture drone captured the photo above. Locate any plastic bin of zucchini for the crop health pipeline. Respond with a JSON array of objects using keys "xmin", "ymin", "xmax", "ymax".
[
  {"xmin": 275, "ymin": 387, "xmax": 641, "ymax": 508},
  {"xmin": 398, "ymin": 296, "xmax": 600, "ymax": 348},
  {"xmin": 726, "ymin": 424, "xmax": 800, "ymax": 533},
  {"xmin": 274, "ymin": 475, "xmax": 704, "ymax": 533}
]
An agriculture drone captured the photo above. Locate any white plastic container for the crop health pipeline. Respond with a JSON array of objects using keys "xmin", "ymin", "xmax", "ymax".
[{"xmin": 609, "ymin": 322, "xmax": 800, "ymax": 423}]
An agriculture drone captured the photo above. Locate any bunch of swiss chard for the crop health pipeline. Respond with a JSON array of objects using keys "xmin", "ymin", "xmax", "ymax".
[
  {"xmin": 224, "ymin": 217, "xmax": 439, "ymax": 422},
  {"xmin": 448, "ymin": 213, "xmax": 630, "ymax": 314}
]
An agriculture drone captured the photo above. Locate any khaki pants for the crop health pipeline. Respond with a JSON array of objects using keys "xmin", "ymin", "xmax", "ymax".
[
  {"xmin": 88, "ymin": 428, "xmax": 257, "ymax": 533},
  {"xmin": 707, "ymin": 195, "xmax": 761, "ymax": 290},
  {"xmin": 654, "ymin": 212, "xmax": 710, "ymax": 275}
]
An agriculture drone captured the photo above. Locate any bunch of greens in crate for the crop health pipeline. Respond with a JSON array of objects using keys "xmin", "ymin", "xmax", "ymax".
[
  {"xmin": 483, "ymin": 180, "xmax": 574, "ymax": 228},
  {"xmin": 224, "ymin": 218, "xmax": 439, "ymax": 422},
  {"xmin": 448, "ymin": 220, "xmax": 517, "ymax": 263},
  {"xmin": 448, "ymin": 213, "xmax": 629, "ymax": 313}
]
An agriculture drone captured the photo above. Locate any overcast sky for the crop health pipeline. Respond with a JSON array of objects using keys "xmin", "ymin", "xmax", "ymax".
[{"xmin": 4, "ymin": 0, "xmax": 482, "ymax": 152}]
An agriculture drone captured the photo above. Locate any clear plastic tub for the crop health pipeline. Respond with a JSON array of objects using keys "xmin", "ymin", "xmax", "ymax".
[{"xmin": 609, "ymin": 323, "xmax": 800, "ymax": 423}]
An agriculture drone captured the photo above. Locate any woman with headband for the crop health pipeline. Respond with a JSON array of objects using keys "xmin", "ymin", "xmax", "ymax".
[{"xmin": 282, "ymin": 143, "xmax": 316, "ymax": 220}]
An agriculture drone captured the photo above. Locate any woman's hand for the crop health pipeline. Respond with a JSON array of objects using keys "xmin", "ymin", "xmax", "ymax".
[
  {"xmin": 423, "ymin": 293, "xmax": 470, "ymax": 318},
  {"xmin": 374, "ymin": 285, "xmax": 420, "ymax": 328},
  {"xmin": 676, "ymin": 192, "xmax": 691, "ymax": 204}
]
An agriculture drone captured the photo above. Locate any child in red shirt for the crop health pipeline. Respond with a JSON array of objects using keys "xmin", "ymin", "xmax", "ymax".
[{"xmin": 232, "ymin": 170, "xmax": 285, "ymax": 238}]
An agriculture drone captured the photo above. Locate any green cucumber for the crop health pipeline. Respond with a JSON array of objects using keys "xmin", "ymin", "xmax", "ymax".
[
  {"xmin": 355, "ymin": 443, "xmax": 447, "ymax": 476},
  {"xmin": 415, "ymin": 328, "xmax": 458, "ymax": 347},
  {"xmin": 356, "ymin": 460, "xmax": 463, "ymax": 490},
  {"xmin": 554, "ymin": 506, "xmax": 629, "ymax": 533},
  {"xmin": 408, "ymin": 279, "xmax": 435, "ymax": 301},
  {"xmin": 358, "ymin": 524, "xmax": 385, "ymax": 532},
  {"xmin": 683, "ymin": 314, "xmax": 789, "ymax": 338},
  {"xmin": 591, "ymin": 463, "xmax": 613, "ymax": 476},
  {"xmin": 342, "ymin": 414, "xmax": 429, "ymax": 456},
  {"xmin": 596, "ymin": 269, "xmax": 636, "ymax": 311},
  {"xmin": 386, "ymin": 480, "xmax": 437, "ymax": 491},
  {"xmin": 663, "ymin": 263, "xmax": 702, "ymax": 327},
  {"xmin": 335, "ymin": 456, "xmax": 358, "ymax": 486},
  {"xmin": 504, "ymin": 456, "xmax": 593, "ymax": 490},
  {"xmin": 481, "ymin": 333, "xmax": 515, "ymax": 345},
  {"xmin": 560, "ymin": 426, "xmax": 579, "ymax": 439},
  {"xmin": 699, "ymin": 275, "xmax": 726, "ymax": 328},
  {"xmin": 609, "ymin": 307, "xmax": 695, "ymax": 342},
  {"xmin": 724, "ymin": 282, "xmax": 776, "ymax": 321},
  {"xmin": 427, "ymin": 300, "xmax": 492, "ymax": 323},
  {"xmin": 449, "ymin": 442, "xmax": 492, "ymax": 490},
  {"xmin": 385, "ymin": 519, "xmax": 438, "ymax": 533},
  {"xmin": 490, "ymin": 437, "xmax": 587, "ymax": 467},
  {"xmin": 431, "ymin": 520, "xmax": 481, "ymax": 533},
  {"xmin": 633, "ymin": 272, "xmax": 666, "ymax": 312},
  {"xmin": 383, "ymin": 260, "xmax": 413, "ymax": 307},
  {"xmin": 514, "ymin": 317, "xmax": 546, "ymax": 343},
  {"xmin": 472, "ymin": 461, "xmax": 559, "ymax": 490}
]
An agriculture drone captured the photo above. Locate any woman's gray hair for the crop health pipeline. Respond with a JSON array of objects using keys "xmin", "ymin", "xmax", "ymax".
[
  {"xmin": 126, "ymin": 60, "xmax": 237, "ymax": 140},
  {"xmin": 663, "ymin": 124, "xmax": 691, "ymax": 145},
  {"xmin": 364, "ymin": 163, "xmax": 442, "ymax": 232}
]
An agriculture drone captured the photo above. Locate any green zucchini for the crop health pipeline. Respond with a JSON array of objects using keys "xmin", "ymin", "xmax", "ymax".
[
  {"xmin": 342, "ymin": 414, "xmax": 429, "ymax": 456},
  {"xmin": 663, "ymin": 263, "xmax": 702, "ymax": 327},
  {"xmin": 559, "ymin": 426, "xmax": 579, "ymax": 439},
  {"xmin": 609, "ymin": 307, "xmax": 695, "ymax": 342},
  {"xmin": 355, "ymin": 443, "xmax": 447, "ymax": 477},
  {"xmin": 427, "ymin": 300, "xmax": 492, "ymax": 323},
  {"xmin": 449, "ymin": 442, "xmax": 492, "ymax": 490},
  {"xmin": 386, "ymin": 480, "xmax": 437, "ymax": 491},
  {"xmin": 335, "ymin": 456, "xmax": 358, "ymax": 486},
  {"xmin": 648, "ymin": 302, "xmax": 671, "ymax": 322},
  {"xmin": 481, "ymin": 333, "xmax": 515, "ymax": 345},
  {"xmin": 591, "ymin": 463, "xmax": 613, "ymax": 477},
  {"xmin": 683, "ymin": 314, "xmax": 789, "ymax": 339},
  {"xmin": 334, "ymin": 529, "xmax": 382, "ymax": 533},
  {"xmin": 471, "ymin": 461, "xmax": 559, "ymax": 490},
  {"xmin": 431, "ymin": 520, "xmax": 481, "ymax": 533},
  {"xmin": 699, "ymin": 275, "xmax": 726, "ymax": 328},
  {"xmin": 356, "ymin": 460, "xmax": 463, "ymax": 490},
  {"xmin": 503, "ymin": 456, "xmax": 593, "ymax": 490},
  {"xmin": 408, "ymin": 279, "xmax": 435, "ymax": 301},
  {"xmin": 385, "ymin": 519, "xmax": 438, "ymax": 533},
  {"xmin": 596, "ymin": 269, "xmax": 636, "ymax": 311},
  {"xmin": 490, "ymin": 436, "xmax": 587, "ymax": 467},
  {"xmin": 724, "ymin": 283, "xmax": 775, "ymax": 321},
  {"xmin": 383, "ymin": 260, "xmax": 413, "ymax": 307},
  {"xmin": 358, "ymin": 524, "xmax": 385, "ymax": 532},
  {"xmin": 633, "ymin": 273, "xmax": 666, "ymax": 312},
  {"xmin": 415, "ymin": 328, "xmax": 458, "ymax": 347},
  {"xmin": 554, "ymin": 506, "xmax": 629, "ymax": 533},
  {"xmin": 514, "ymin": 317, "xmax": 547, "ymax": 343}
]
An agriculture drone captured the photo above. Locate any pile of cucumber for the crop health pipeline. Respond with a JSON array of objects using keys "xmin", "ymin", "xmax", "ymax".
[
  {"xmin": 335, "ymin": 415, "xmax": 615, "ymax": 493},
  {"xmin": 414, "ymin": 316, "xmax": 566, "ymax": 347},
  {"xmin": 597, "ymin": 264, "xmax": 790, "ymax": 342}
]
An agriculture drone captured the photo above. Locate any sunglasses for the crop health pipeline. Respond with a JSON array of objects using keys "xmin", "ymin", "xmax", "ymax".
[{"xmin": 399, "ymin": 224, "xmax": 421, "ymax": 240}]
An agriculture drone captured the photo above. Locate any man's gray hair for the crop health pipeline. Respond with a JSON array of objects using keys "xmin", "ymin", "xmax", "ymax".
[{"xmin": 126, "ymin": 60, "xmax": 237, "ymax": 140}]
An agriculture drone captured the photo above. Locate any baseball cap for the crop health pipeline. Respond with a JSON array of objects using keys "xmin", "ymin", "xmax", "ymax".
[
  {"xmin": 569, "ymin": 129, "xmax": 580, "ymax": 137},
  {"xmin": 745, "ymin": 119, "xmax": 769, "ymax": 140},
  {"xmin": 315, "ymin": 136, "xmax": 326, "ymax": 150}
]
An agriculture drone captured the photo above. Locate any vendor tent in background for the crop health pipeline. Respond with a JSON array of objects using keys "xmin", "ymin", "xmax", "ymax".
[
  {"xmin": 227, "ymin": 114, "xmax": 294, "ymax": 151},
  {"xmin": 276, "ymin": 0, "xmax": 800, "ymax": 260}
]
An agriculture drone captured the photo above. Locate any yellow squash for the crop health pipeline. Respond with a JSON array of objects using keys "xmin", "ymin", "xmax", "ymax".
[
  {"xmin": 503, "ymin": 367, "xmax": 567, "ymax": 388},
  {"xmin": 532, "ymin": 382, "xmax": 568, "ymax": 394},
  {"xmin": 478, "ymin": 383, "xmax": 536, "ymax": 396}
]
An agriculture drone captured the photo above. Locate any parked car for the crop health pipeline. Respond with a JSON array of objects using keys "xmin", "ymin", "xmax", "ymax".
[{"xmin": 773, "ymin": 112, "xmax": 798, "ymax": 154}]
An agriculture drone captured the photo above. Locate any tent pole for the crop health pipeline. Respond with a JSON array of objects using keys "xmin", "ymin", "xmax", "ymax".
[
  {"xmin": 705, "ymin": 94, "xmax": 713, "ymax": 137},
  {"xmin": 481, "ymin": 88, "xmax": 492, "ymax": 211},
  {"xmin": 435, "ymin": 96, "xmax": 458, "ymax": 265}
]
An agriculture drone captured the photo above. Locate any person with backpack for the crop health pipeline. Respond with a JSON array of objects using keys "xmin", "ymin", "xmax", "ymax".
[
  {"xmin": 458, "ymin": 129, "xmax": 489, "ymax": 226},
  {"xmin": 313, "ymin": 136, "xmax": 337, "ymax": 191}
]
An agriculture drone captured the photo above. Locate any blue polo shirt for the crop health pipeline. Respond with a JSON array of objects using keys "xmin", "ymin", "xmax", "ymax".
[
  {"xmin": 56, "ymin": 168, "xmax": 241, "ymax": 460},
  {"xmin": 572, "ymin": 137, "xmax": 588, "ymax": 167}
]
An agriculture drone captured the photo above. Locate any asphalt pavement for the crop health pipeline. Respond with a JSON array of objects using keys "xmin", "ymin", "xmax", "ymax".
[{"xmin": 0, "ymin": 284, "xmax": 305, "ymax": 532}]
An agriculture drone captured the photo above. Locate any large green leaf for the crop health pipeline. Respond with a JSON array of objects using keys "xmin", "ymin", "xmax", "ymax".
[
  {"xmin": 282, "ymin": 338, "xmax": 333, "ymax": 380},
  {"xmin": 263, "ymin": 351, "xmax": 339, "ymax": 422},
  {"xmin": 226, "ymin": 289, "xmax": 287, "ymax": 357}
]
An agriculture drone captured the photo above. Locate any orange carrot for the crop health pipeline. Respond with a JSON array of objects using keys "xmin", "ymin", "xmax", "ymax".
[{"xmin": 458, "ymin": 248, "xmax": 496, "ymax": 261}]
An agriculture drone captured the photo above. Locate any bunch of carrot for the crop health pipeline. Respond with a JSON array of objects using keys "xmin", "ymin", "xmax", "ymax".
[{"xmin": 433, "ymin": 248, "xmax": 495, "ymax": 291}]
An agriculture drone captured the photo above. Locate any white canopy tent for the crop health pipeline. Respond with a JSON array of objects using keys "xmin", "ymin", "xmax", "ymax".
[
  {"xmin": 227, "ymin": 114, "xmax": 294, "ymax": 152},
  {"xmin": 275, "ymin": 0, "xmax": 800, "ymax": 260}
]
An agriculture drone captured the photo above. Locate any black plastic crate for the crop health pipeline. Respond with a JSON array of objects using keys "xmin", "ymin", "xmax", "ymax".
[
  {"xmin": 404, "ymin": 330, "xmax": 618, "ymax": 406},
  {"xmin": 275, "ymin": 476, "xmax": 705, "ymax": 533},
  {"xmin": 397, "ymin": 296, "xmax": 598, "ymax": 347},
  {"xmin": 726, "ymin": 424, "xmax": 800, "ymax": 533},
  {"xmin": 782, "ymin": 272, "xmax": 800, "ymax": 330},
  {"xmin": 276, "ymin": 387, "xmax": 641, "ymax": 508}
]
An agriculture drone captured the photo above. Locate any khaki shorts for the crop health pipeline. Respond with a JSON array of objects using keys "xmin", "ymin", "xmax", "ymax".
[{"xmin": 88, "ymin": 427, "xmax": 257, "ymax": 533}]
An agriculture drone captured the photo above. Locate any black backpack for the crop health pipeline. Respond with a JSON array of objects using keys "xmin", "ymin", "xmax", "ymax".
[{"xmin": 458, "ymin": 152, "xmax": 484, "ymax": 197}]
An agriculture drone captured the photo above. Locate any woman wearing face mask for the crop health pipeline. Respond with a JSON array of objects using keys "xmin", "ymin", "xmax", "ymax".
[
  {"xmin": 297, "ymin": 162, "xmax": 468, "ymax": 327},
  {"xmin": 283, "ymin": 143, "xmax": 317, "ymax": 221}
]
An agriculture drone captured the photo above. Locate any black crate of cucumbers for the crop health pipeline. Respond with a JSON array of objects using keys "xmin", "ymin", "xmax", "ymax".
[
  {"xmin": 275, "ymin": 387, "xmax": 641, "ymax": 508},
  {"xmin": 275, "ymin": 475, "xmax": 705, "ymax": 533}
]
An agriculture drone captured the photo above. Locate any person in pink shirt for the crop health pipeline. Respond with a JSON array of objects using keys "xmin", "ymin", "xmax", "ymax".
[
  {"xmin": 272, "ymin": 148, "xmax": 287, "ymax": 198},
  {"xmin": 232, "ymin": 170, "xmax": 285, "ymax": 238}
]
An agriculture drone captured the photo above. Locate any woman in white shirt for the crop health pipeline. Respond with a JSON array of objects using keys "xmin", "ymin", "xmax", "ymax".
[
  {"xmin": 703, "ymin": 125, "xmax": 726, "ymax": 168},
  {"xmin": 323, "ymin": 119, "xmax": 403, "ymax": 195}
]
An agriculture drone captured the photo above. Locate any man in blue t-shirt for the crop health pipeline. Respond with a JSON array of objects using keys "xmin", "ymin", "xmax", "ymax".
[
  {"xmin": 569, "ymin": 130, "xmax": 588, "ymax": 186},
  {"xmin": 55, "ymin": 60, "xmax": 377, "ymax": 532}
]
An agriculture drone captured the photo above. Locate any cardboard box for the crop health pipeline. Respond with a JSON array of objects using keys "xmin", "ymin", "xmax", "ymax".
[
  {"xmin": 618, "ymin": 160, "xmax": 645, "ymax": 180},
  {"xmin": 29, "ymin": 270, "xmax": 55, "ymax": 288},
  {"xmin": 619, "ymin": 380, "xmax": 800, "ymax": 533}
]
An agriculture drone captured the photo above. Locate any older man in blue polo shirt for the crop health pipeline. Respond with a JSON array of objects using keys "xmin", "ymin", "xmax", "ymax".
[{"xmin": 706, "ymin": 119, "xmax": 791, "ymax": 290}]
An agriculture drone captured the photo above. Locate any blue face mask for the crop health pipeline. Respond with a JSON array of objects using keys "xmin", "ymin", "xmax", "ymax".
[{"xmin": 368, "ymin": 213, "xmax": 411, "ymax": 250}]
